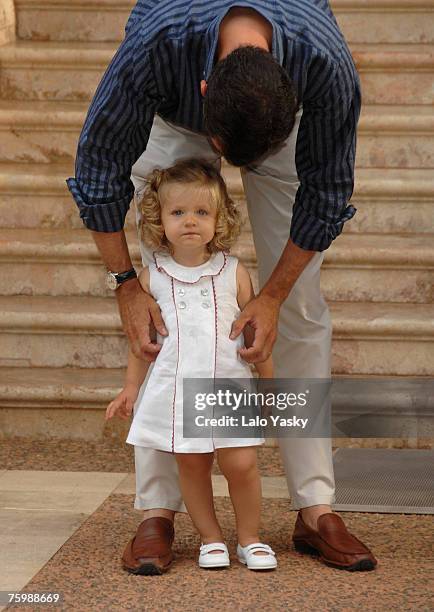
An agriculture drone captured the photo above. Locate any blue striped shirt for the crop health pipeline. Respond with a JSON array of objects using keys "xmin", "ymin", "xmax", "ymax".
[{"xmin": 66, "ymin": 0, "xmax": 361, "ymax": 251}]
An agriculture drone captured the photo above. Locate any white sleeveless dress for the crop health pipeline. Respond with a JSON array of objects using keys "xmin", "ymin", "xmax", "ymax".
[{"xmin": 126, "ymin": 250, "xmax": 265, "ymax": 453}]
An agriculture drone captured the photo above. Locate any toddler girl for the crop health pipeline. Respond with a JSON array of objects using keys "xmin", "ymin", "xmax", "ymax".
[{"xmin": 106, "ymin": 159, "xmax": 276, "ymax": 571}]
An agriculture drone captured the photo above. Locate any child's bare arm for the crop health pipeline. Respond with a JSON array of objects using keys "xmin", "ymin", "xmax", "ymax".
[
  {"xmin": 124, "ymin": 347, "xmax": 151, "ymax": 390},
  {"xmin": 105, "ymin": 348, "xmax": 152, "ymax": 421},
  {"xmin": 236, "ymin": 262, "xmax": 274, "ymax": 378}
]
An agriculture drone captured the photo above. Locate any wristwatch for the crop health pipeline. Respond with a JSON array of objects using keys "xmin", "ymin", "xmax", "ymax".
[{"xmin": 106, "ymin": 267, "xmax": 137, "ymax": 290}]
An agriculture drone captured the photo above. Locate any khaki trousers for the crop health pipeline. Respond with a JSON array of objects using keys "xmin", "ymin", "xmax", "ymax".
[{"xmin": 130, "ymin": 109, "xmax": 335, "ymax": 511}]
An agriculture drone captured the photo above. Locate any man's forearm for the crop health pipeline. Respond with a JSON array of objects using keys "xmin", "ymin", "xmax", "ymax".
[
  {"xmin": 259, "ymin": 238, "xmax": 316, "ymax": 306},
  {"xmin": 91, "ymin": 229, "xmax": 133, "ymax": 271}
]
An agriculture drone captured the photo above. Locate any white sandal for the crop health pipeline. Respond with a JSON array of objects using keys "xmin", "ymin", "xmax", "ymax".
[
  {"xmin": 237, "ymin": 542, "xmax": 277, "ymax": 570},
  {"xmin": 198, "ymin": 542, "xmax": 230, "ymax": 569}
]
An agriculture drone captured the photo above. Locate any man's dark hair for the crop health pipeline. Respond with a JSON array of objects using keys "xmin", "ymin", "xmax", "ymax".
[{"xmin": 203, "ymin": 45, "xmax": 298, "ymax": 166}]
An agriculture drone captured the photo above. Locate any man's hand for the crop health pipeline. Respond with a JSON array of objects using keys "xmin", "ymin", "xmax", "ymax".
[
  {"xmin": 230, "ymin": 294, "xmax": 280, "ymax": 363},
  {"xmin": 116, "ymin": 278, "xmax": 168, "ymax": 361}
]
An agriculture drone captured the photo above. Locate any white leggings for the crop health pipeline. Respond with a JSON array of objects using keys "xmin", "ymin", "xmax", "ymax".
[{"xmin": 130, "ymin": 109, "xmax": 335, "ymax": 511}]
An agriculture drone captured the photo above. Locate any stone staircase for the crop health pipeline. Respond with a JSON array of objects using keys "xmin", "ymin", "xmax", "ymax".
[{"xmin": 0, "ymin": 0, "xmax": 433, "ymax": 440}]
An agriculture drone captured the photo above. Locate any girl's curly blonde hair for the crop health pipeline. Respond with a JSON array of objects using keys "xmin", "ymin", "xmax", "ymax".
[{"xmin": 137, "ymin": 158, "xmax": 242, "ymax": 254}]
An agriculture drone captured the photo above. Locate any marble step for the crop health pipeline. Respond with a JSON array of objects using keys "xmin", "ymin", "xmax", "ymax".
[
  {"xmin": 0, "ymin": 366, "xmax": 125, "ymax": 440},
  {"xmin": 0, "ymin": 295, "xmax": 433, "ymax": 375},
  {"xmin": 0, "ymin": 163, "xmax": 433, "ymax": 235},
  {"xmin": 0, "ymin": 40, "xmax": 433, "ymax": 104},
  {"xmin": 0, "ymin": 100, "xmax": 84, "ymax": 164},
  {"xmin": 0, "ymin": 228, "xmax": 433, "ymax": 303},
  {"xmin": 333, "ymin": 0, "xmax": 434, "ymax": 44},
  {"xmin": 0, "ymin": 367, "xmax": 432, "ymax": 440},
  {"xmin": 352, "ymin": 43, "xmax": 434, "ymax": 105},
  {"xmin": 14, "ymin": 0, "xmax": 434, "ymax": 44},
  {"xmin": 346, "ymin": 168, "xmax": 434, "ymax": 234},
  {"xmin": 356, "ymin": 104, "xmax": 434, "ymax": 169},
  {"xmin": 0, "ymin": 228, "xmax": 257, "ymax": 295},
  {"xmin": 0, "ymin": 162, "xmax": 248, "ymax": 231},
  {"xmin": 1, "ymin": 101, "xmax": 433, "ymax": 169}
]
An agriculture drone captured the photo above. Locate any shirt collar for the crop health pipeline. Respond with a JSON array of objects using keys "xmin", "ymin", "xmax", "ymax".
[
  {"xmin": 153, "ymin": 250, "xmax": 227, "ymax": 284},
  {"xmin": 203, "ymin": 3, "xmax": 284, "ymax": 82}
]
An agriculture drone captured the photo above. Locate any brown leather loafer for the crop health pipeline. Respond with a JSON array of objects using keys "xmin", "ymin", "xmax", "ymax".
[
  {"xmin": 122, "ymin": 517, "xmax": 175, "ymax": 575},
  {"xmin": 292, "ymin": 512, "xmax": 377, "ymax": 571}
]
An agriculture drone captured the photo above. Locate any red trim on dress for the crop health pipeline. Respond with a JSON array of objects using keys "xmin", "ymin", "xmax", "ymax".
[
  {"xmin": 211, "ymin": 276, "xmax": 218, "ymax": 451},
  {"xmin": 211, "ymin": 277, "xmax": 218, "ymax": 379},
  {"xmin": 170, "ymin": 277, "xmax": 180, "ymax": 454}
]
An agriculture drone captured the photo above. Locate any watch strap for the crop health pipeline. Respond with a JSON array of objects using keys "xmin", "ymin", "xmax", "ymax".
[{"xmin": 113, "ymin": 268, "xmax": 137, "ymax": 286}]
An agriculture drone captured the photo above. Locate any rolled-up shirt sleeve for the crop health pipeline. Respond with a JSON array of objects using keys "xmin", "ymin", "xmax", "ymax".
[
  {"xmin": 66, "ymin": 35, "xmax": 160, "ymax": 232},
  {"xmin": 291, "ymin": 46, "xmax": 362, "ymax": 251}
]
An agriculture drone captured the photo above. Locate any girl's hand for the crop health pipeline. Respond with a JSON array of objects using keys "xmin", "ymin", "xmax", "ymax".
[{"xmin": 105, "ymin": 385, "xmax": 139, "ymax": 421}]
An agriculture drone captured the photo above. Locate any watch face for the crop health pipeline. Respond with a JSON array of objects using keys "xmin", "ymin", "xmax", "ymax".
[{"xmin": 106, "ymin": 273, "xmax": 118, "ymax": 290}]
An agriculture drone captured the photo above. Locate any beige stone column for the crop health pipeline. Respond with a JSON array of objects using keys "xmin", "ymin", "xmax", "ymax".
[{"xmin": 0, "ymin": 0, "xmax": 15, "ymax": 46}]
